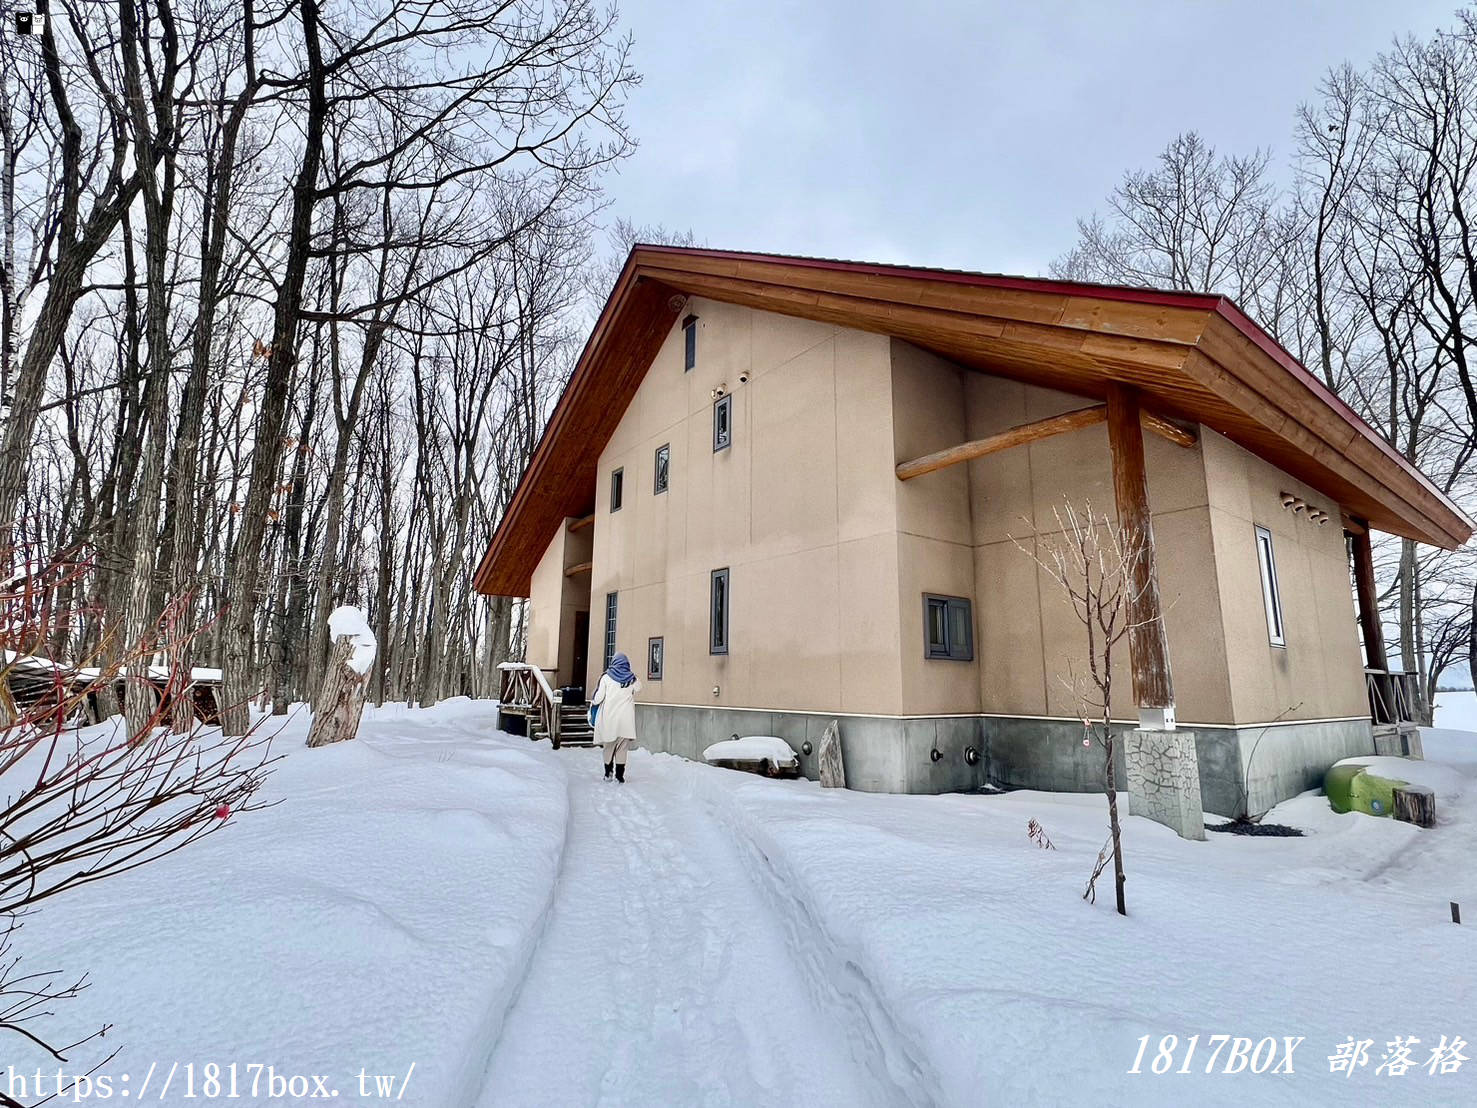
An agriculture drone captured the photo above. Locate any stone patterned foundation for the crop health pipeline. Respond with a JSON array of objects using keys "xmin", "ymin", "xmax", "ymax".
[{"xmin": 1125, "ymin": 729, "xmax": 1205, "ymax": 840}]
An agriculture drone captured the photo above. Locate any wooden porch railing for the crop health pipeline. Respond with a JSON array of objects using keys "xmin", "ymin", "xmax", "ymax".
[
  {"xmin": 1365, "ymin": 668, "xmax": 1423, "ymax": 726},
  {"xmin": 497, "ymin": 661, "xmax": 562, "ymax": 746}
]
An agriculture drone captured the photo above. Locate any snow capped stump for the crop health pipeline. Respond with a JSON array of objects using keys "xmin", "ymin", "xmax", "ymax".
[
  {"xmin": 306, "ymin": 605, "xmax": 377, "ymax": 748},
  {"xmin": 1393, "ymin": 784, "xmax": 1436, "ymax": 828}
]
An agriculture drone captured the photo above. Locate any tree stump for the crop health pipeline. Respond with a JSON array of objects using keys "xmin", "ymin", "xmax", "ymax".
[
  {"xmin": 306, "ymin": 634, "xmax": 368, "ymax": 748},
  {"xmin": 1392, "ymin": 784, "xmax": 1436, "ymax": 828},
  {"xmin": 817, "ymin": 719, "xmax": 846, "ymax": 789}
]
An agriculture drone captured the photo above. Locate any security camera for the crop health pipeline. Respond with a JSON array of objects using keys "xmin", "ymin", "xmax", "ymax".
[{"xmin": 738, "ymin": 371, "xmax": 750, "ymax": 384}]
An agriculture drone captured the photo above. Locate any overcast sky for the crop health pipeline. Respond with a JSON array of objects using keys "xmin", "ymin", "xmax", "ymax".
[{"xmin": 605, "ymin": 0, "xmax": 1458, "ymax": 276}]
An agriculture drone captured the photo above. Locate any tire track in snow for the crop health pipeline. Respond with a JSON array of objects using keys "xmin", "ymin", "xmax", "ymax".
[
  {"xmin": 474, "ymin": 749, "xmax": 878, "ymax": 1107},
  {"xmin": 683, "ymin": 770, "xmax": 944, "ymax": 1107}
]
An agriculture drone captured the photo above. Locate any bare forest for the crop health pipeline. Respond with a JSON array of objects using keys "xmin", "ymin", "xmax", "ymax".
[
  {"xmin": 1, "ymin": 0, "xmax": 647, "ymax": 732},
  {"xmin": 2, "ymin": 2, "xmax": 1474, "ymax": 738},
  {"xmin": 1055, "ymin": 16, "xmax": 1477, "ymax": 703}
]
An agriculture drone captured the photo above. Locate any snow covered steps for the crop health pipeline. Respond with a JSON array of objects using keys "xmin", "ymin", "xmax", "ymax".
[{"xmin": 530, "ymin": 703, "xmax": 597, "ymax": 749}]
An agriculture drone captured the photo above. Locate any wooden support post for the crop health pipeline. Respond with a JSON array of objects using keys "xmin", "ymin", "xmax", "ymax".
[
  {"xmin": 1140, "ymin": 411, "xmax": 1197, "ymax": 449},
  {"xmin": 896, "ymin": 405, "xmax": 1107, "ymax": 480},
  {"xmin": 1105, "ymin": 384, "xmax": 1175, "ymax": 723},
  {"xmin": 1349, "ymin": 524, "xmax": 1388, "ymax": 673}
]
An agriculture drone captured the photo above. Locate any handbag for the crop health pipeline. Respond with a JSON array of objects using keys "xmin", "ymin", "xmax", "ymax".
[{"xmin": 588, "ymin": 702, "xmax": 599, "ymax": 730}]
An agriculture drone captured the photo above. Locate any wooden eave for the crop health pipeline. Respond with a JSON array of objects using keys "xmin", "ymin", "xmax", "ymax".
[{"xmin": 473, "ymin": 247, "xmax": 1473, "ymax": 596}]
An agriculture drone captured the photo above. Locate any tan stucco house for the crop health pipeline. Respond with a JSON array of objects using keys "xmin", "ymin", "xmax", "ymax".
[{"xmin": 475, "ymin": 247, "xmax": 1472, "ymax": 817}]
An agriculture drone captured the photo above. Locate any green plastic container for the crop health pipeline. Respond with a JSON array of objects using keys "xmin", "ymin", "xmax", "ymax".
[{"xmin": 1324, "ymin": 762, "xmax": 1409, "ymax": 817}]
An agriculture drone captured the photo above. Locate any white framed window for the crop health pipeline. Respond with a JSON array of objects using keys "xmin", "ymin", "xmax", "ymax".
[
  {"xmin": 1254, "ymin": 525, "xmax": 1285, "ymax": 647},
  {"xmin": 603, "ymin": 592, "xmax": 618, "ymax": 669}
]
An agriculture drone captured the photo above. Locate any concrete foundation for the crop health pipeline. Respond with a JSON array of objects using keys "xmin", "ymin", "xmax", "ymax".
[
  {"xmin": 1125, "ymin": 729, "xmax": 1205, "ymax": 840},
  {"xmin": 634, "ymin": 703, "xmax": 1374, "ymax": 816},
  {"xmin": 988, "ymin": 714, "xmax": 1374, "ymax": 818},
  {"xmin": 635, "ymin": 704, "xmax": 990, "ymax": 793}
]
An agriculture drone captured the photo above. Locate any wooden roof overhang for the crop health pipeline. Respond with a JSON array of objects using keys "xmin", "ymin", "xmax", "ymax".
[{"xmin": 473, "ymin": 247, "xmax": 1473, "ymax": 596}]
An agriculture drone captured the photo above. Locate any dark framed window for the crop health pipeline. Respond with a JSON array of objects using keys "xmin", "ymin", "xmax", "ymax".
[
  {"xmin": 610, "ymin": 467, "xmax": 623, "ymax": 512},
  {"xmin": 603, "ymin": 592, "xmax": 618, "ymax": 670},
  {"xmin": 1254, "ymin": 525, "xmax": 1285, "ymax": 647},
  {"xmin": 647, "ymin": 636, "xmax": 664, "ymax": 680},
  {"xmin": 713, "ymin": 394, "xmax": 732, "ymax": 452},
  {"xmin": 683, "ymin": 313, "xmax": 698, "ymax": 371},
  {"xmin": 654, "ymin": 443, "xmax": 670, "ymax": 494},
  {"xmin": 710, "ymin": 568, "xmax": 730, "ymax": 654},
  {"xmin": 924, "ymin": 594, "xmax": 973, "ymax": 661}
]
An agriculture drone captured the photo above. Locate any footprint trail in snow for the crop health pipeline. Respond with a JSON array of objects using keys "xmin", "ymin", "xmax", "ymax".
[{"xmin": 477, "ymin": 750, "xmax": 880, "ymax": 1107}]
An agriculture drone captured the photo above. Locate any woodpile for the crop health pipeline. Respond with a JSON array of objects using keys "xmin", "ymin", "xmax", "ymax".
[{"xmin": 1, "ymin": 651, "xmax": 223, "ymax": 728}]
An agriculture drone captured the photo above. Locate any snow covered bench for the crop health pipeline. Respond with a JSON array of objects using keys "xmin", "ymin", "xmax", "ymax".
[{"xmin": 703, "ymin": 735, "xmax": 801, "ymax": 778}]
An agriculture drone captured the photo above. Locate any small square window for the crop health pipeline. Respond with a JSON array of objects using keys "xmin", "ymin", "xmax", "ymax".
[
  {"xmin": 648, "ymin": 636, "xmax": 664, "ymax": 680},
  {"xmin": 1254, "ymin": 525, "xmax": 1285, "ymax": 647},
  {"xmin": 710, "ymin": 568, "xmax": 730, "ymax": 654},
  {"xmin": 610, "ymin": 467, "xmax": 623, "ymax": 512},
  {"xmin": 923, "ymin": 594, "xmax": 973, "ymax": 661},
  {"xmin": 654, "ymin": 443, "xmax": 670, "ymax": 494},
  {"xmin": 713, "ymin": 394, "xmax": 732, "ymax": 452},
  {"xmin": 683, "ymin": 314, "xmax": 698, "ymax": 371}
]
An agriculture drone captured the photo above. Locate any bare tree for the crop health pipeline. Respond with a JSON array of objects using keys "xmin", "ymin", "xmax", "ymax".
[
  {"xmin": 1021, "ymin": 502, "xmax": 1158, "ymax": 917},
  {"xmin": 1, "ymin": 545, "xmax": 276, "ymax": 1064}
]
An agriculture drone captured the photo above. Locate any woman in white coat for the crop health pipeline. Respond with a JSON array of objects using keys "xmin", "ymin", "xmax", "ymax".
[{"xmin": 590, "ymin": 652, "xmax": 641, "ymax": 782}]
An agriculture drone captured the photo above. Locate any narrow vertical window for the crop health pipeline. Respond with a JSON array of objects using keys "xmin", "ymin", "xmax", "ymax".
[
  {"xmin": 647, "ymin": 636, "xmax": 664, "ymax": 680},
  {"xmin": 654, "ymin": 443, "xmax": 670, "ymax": 494},
  {"xmin": 713, "ymin": 394, "xmax": 732, "ymax": 452},
  {"xmin": 1254, "ymin": 525, "xmax": 1285, "ymax": 647},
  {"xmin": 610, "ymin": 467, "xmax": 623, "ymax": 512},
  {"xmin": 604, "ymin": 592, "xmax": 618, "ymax": 670},
  {"xmin": 710, "ymin": 568, "xmax": 730, "ymax": 654},
  {"xmin": 923, "ymin": 594, "xmax": 973, "ymax": 660},
  {"xmin": 683, "ymin": 314, "xmax": 698, "ymax": 371}
]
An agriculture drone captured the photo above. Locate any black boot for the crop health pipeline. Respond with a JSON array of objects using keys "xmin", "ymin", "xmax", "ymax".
[
  {"xmin": 615, "ymin": 762, "xmax": 625, "ymax": 783},
  {"xmin": 604, "ymin": 760, "xmax": 614, "ymax": 780}
]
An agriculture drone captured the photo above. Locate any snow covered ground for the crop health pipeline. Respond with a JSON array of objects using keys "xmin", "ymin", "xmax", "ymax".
[
  {"xmin": 1434, "ymin": 688, "xmax": 1477, "ymax": 732},
  {"xmin": 10, "ymin": 698, "xmax": 1477, "ymax": 1106},
  {"xmin": 10, "ymin": 701, "xmax": 569, "ymax": 1106}
]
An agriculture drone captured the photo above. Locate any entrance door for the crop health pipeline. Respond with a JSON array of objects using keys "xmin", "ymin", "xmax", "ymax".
[{"xmin": 571, "ymin": 610, "xmax": 590, "ymax": 694}]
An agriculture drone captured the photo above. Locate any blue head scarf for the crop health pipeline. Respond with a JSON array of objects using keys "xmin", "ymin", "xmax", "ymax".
[{"xmin": 606, "ymin": 652, "xmax": 636, "ymax": 687}]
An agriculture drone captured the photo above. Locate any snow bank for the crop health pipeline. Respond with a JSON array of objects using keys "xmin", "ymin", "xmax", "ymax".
[
  {"xmin": 10, "ymin": 700, "xmax": 568, "ymax": 1106},
  {"xmin": 327, "ymin": 604, "xmax": 377, "ymax": 674},
  {"xmin": 679, "ymin": 735, "xmax": 1477, "ymax": 1106},
  {"xmin": 703, "ymin": 735, "xmax": 798, "ymax": 765}
]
